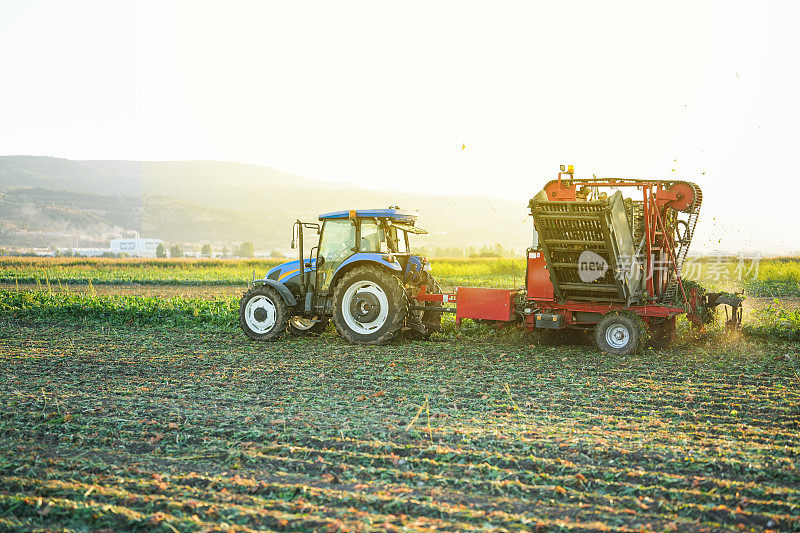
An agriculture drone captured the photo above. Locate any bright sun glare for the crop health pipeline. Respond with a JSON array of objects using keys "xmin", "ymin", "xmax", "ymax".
[{"xmin": 0, "ymin": 1, "xmax": 798, "ymax": 252}]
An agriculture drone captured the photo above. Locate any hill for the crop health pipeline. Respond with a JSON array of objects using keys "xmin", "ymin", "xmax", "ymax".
[
  {"xmin": 0, "ymin": 156, "xmax": 532, "ymax": 254},
  {"xmin": 0, "ymin": 187, "xmax": 142, "ymax": 248},
  {"xmin": 0, "ymin": 156, "xmax": 143, "ymax": 197}
]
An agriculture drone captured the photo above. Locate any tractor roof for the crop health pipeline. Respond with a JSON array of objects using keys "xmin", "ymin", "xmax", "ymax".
[{"xmin": 318, "ymin": 209, "xmax": 418, "ymax": 223}]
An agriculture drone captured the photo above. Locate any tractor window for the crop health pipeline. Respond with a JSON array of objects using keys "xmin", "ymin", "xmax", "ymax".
[
  {"xmin": 319, "ymin": 219, "xmax": 356, "ymax": 262},
  {"xmin": 387, "ymin": 225, "xmax": 408, "ymax": 253},
  {"xmin": 317, "ymin": 219, "xmax": 356, "ymax": 291},
  {"xmin": 359, "ymin": 220, "xmax": 386, "ymax": 252}
]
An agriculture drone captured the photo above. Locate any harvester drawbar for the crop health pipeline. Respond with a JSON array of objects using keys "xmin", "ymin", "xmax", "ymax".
[{"xmin": 240, "ymin": 166, "xmax": 742, "ymax": 354}]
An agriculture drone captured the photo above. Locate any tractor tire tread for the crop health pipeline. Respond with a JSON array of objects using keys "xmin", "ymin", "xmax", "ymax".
[
  {"xmin": 332, "ymin": 266, "xmax": 407, "ymax": 346},
  {"xmin": 239, "ymin": 284, "xmax": 288, "ymax": 341}
]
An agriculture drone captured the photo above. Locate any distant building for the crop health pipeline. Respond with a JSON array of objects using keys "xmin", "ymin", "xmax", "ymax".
[
  {"xmin": 71, "ymin": 248, "xmax": 113, "ymax": 257},
  {"xmin": 110, "ymin": 238, "xmax": 163, "ymax": 257}
]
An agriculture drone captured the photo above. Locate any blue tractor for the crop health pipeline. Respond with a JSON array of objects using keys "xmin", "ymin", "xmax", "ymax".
[{"xmin": 239, "ymin": 208, "xmax": 443, "ymax": 345}]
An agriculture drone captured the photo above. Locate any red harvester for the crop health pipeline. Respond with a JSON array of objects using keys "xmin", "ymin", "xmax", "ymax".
[{"xmin": 416, "ymin": 165, "xmax": 743, "ymax": 354}]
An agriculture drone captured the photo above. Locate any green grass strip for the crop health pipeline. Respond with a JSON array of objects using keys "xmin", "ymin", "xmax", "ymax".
[{"xmin": 0, "ymin": 289, "xmax": 238, "ymax": 330}]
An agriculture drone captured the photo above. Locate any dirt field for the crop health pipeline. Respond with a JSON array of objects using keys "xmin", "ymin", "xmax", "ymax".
[{"xmin": 1, "ymin": 319, "xmax": 798, "ymax": 531}]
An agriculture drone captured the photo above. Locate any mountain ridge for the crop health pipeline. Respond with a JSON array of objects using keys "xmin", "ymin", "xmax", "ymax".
[{"xmin": 0, "ymin": 156, "xmax": 533, "ymax": 254}]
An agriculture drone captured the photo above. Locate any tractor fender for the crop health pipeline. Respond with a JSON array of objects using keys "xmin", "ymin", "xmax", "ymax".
[
  {"xmin": 337, "ymin": 253, "xmax": 403, "ymax": 274},
  {"xmin": 329, "ymin": 255, "xmax": 402, "ymax": 290},
  {"xmin": 252, "ymin": 279, "xmax": 298, "ymax": 307}
]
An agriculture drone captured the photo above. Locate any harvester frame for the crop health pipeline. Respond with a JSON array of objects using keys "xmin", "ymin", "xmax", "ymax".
[{"xmin": 414, "ymin": 166, "xmax": 742, "ymax": 354}]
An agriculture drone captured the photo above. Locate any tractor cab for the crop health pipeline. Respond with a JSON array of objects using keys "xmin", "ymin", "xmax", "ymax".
[
  {"xmin": 263, "ymin": 209, "xmax": 431, "ymax": 300},
  {"xmin": 313, "ymin": 209, "xmax": 429, "ymax": 293}
]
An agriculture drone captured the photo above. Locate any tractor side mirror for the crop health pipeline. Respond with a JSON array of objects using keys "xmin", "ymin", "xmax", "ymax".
[{"xmin": 290, "ymin": 238, "xmax": 296, "ymax": 249}]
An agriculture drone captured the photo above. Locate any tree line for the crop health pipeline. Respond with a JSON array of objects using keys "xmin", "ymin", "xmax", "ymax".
[
  {"xmin": 415, "ymin": 244, "xmax": 518, "ymax": 258},
  {"xmin": 155, "ymin": 242, "xmax": 257, "ymax": 258}
]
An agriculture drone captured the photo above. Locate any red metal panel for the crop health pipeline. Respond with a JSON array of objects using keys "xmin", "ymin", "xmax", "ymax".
[
  {"xmin": 523, "ymin": 300, "xmax": 685, "ymax": 331},
  {"xmin": 545, "ymin": 182, "xmax": 577, "ymax": 201},
  {"xmin": 456, "ymin": 287, "xmax": 516, "ymax": 321},
  {"xmin": 527, "ymin": 252, "xmax": 554, "ymax": 300},
  {"xmin": 528, "ymin": 298, "xmax": 685, "ymax": 318}
]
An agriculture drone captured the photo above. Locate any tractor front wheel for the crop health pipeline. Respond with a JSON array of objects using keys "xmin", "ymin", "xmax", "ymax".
[
  {"xmin": 595, "ymin": 312, "xmax": 644, "ymax": 355},
  {"xmin": 239, "ymin": 285, "xmax": 288, "ymax": 341},
  {"xmin": 333, "ymin": 266, "xmax": 407, "ymax": 345}
]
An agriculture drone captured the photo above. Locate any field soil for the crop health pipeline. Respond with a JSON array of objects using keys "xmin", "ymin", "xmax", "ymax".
[{"xmin": 1, "ymin": 319, "xmax": 798, "ymax": 531}]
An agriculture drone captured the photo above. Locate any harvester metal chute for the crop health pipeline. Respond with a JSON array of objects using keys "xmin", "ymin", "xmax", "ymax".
[{"xmin": 529, "ymin": 188, "xmax": 643, "ymax": 305}]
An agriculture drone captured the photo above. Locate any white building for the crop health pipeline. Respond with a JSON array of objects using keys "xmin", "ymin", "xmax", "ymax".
[{"xmin": 110, "ymin": 238, "xmax": 164, "ymax": 257}]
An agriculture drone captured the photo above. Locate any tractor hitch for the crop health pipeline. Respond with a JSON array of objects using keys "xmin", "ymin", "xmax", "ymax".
[{"xmin": 414, "ymin": 284, "xmax": 457, "ymax": 304}]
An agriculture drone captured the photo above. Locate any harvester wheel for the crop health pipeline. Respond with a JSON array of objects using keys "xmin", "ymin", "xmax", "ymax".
[
  {"xmin": 595, "ymin": 312, "xmax": 644, "ymax": 355},
  {"xmin": 288, "ymin": 316, "xmax": 329, "ymax": 337},
  {"xmin": 239, "ymin": 285, "xmax": 288, "ymax": 341},
  {"xmin": 649, "ymin": 317, "xmax": 676, "ymax": 349},
  {"xmin": 333, "ymin": 266, "xmax": 407, "ymax": 345}
]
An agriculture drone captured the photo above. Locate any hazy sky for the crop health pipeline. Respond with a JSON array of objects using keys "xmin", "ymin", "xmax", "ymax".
[{"xmin": 0, "ymin": 1, "xmax": 798, "ymax": 252}]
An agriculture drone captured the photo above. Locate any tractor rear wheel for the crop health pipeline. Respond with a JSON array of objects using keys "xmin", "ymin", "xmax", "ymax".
[
  {"xmin": 288, "ymin": 316, "xmax": 329, "ymax": 337},
  {"xmin": 595, "ymin": 311, "xmax": 644, "ymax": 355},
  {"xmin": 239, "ymin": 285, "xmax": 288, "ymax": 341},
  {"xmin": 333, "ymin": 266, "xmax": 407, "ymax": 345}
]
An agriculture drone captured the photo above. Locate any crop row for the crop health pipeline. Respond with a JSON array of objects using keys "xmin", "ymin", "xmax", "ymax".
[
  {"xmin": 743, "ymin": 306, "xmax": 800, "ymax": 342},
  {"xmin": 0, "ymin": 289, "xmax": 238, "ymax": 330},
  {"xmin": 0, "ymin": 257, "xmax": 522, "ymax": 289},
  {"xmin": 5, "ymin": 256, "xmax": 795, "ymax": 293},
  {"xmin": 4, "ymin": 287, "xmax": 800, "ymax": 351}
]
